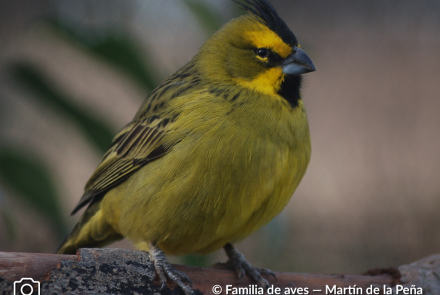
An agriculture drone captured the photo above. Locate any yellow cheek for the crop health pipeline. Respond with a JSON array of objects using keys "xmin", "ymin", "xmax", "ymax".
[{"xmin": 236, "ymin": 67, "xmax": 284, "ymax": 96}]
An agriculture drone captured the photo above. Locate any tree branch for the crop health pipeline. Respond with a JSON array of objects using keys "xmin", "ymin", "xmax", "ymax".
[{"xmin": 1, "ymin": 248, "xmax": 438, "ymax": 294}]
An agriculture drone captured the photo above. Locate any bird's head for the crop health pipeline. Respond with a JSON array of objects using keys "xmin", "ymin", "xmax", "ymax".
[{"xmin": 197, "ymin": 0, "xmax": 315, "ymax": 106}]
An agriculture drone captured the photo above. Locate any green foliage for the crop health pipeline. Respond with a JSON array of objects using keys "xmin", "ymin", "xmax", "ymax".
[
  {"xmin": 44, "ymin": 19, "xmax": 160, "ymax": 91},
  {"xmin": 1, "ymin": 210, "xmax": 16, "ymax": 239},
  {"xmin": 11, "ymin": 63, "xmax": 115, "ymax": 153},
  {"xmin": 183, "ymin": 0, "xmax": 224, "ymax": 35},
  {"xmin": 0, "ymin": 189, "xmax": 17, "ymax": 240},
  {"xmin": 89, "ymin": 37, "xmax": 159, "ymax": 91},
  {"xmin": 182, "ymin": 254, "xmax": 210, "ymax": 268},
  {"xmin": 0, "ymin": 149, "xmax": 67, "ymax": 237}
]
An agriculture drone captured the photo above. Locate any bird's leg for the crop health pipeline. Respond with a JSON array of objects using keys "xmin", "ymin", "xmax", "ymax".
[
  {"xmin": 215, "ymin": 243, "xmax": 276, "ymax": 288},
  {"xmin": 147, "ymin": 241, "xmax": 194, "ymax": 295}
]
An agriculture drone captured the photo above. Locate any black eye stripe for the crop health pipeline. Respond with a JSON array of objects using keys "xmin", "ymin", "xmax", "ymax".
[{"xmin": 253, "ymin": 48, "xmax": 283, "ymax": 67}]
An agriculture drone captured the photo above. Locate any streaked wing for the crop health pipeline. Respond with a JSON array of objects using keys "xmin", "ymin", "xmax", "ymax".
[
  {"xmin": 70, "ymin": 60, "xmax": 201, "ymax": 215},
  {"xmin": 71, "ymin": 116, "xmax": 174, "ymax": 215}
]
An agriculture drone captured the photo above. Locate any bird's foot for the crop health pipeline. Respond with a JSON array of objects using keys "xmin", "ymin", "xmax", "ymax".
[
  {"xmin": 214, "ymin": 243, "xmax": 276, "ymax": 289},
  {"xmin": 148, "ymin": 242, "xmax": 194, "ymax": 295}
]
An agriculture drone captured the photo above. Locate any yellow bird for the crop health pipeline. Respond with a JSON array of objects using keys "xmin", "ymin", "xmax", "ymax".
[{"xmin": 57, "ymin": 0, "xmax": 315, "ymax": 294}]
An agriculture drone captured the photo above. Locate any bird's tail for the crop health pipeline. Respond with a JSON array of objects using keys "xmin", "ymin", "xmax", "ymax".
[{"xmin": 56, "ymin": 200, "xmax": 123, "ymax": 254}]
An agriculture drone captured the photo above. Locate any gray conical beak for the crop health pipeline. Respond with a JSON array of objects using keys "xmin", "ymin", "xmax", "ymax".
[{"xmin": 282, "ymin": 47, "xmax": 316, "ymax": 75}]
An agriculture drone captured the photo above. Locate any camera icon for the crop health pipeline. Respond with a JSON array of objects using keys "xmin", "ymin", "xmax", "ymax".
[{"xmin": 13, "ymin": 278, "xmax": 40, "ymax": 295}]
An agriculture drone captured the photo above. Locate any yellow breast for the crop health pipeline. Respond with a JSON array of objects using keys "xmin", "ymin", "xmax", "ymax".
[{"xmin": 101, "ymin": 90, "xmax": 311, "ymax": 255}]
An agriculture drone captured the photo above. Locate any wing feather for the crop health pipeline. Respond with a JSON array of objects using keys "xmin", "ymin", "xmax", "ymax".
[
  {"xmin": 70, "ymin": 117, "xmax": 174, "ymax": 215},
  {"xmin": 70, "ymin": 61, "xmax": 199, "ymax": 215}
]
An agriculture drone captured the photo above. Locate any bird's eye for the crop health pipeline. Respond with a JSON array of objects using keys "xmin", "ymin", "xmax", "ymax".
[{"xmin": 254, "ymin": 48, "xmax": 270, "ymax": 58}]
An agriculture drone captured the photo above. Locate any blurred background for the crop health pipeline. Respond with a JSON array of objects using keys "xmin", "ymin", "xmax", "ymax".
[{"xmin": 0, "ymin": 0, "xmax": 439, "ymax": 275}]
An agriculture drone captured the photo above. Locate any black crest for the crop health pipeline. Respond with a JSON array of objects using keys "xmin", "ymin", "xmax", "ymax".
[{"xmin": 234, "ymin": 0, "xmax": 298, "ymax": 46}]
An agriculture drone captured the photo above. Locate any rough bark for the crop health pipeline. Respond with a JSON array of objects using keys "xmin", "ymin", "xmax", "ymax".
[{"xmin": 0, "ymin": 248, "xmax": 438, "ymax": 294}]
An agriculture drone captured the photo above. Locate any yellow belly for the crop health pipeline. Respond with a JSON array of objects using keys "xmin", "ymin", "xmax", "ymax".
[{"xmin": 101, "ymin": 103, "xmax": 311, "ymax": 255}]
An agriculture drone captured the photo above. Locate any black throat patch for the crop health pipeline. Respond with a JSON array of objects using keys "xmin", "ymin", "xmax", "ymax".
[{"xmin": 277, "ymin": 75, "xmax": 302, "ymax": 108}]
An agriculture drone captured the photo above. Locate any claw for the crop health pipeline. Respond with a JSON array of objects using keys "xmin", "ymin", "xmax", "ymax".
[
  {"xmin": 235, "ymin": 265, "xmax": 245, "ymax": 281},
  {"xmin": 148, "ymin": 242, "xmax": 194, "ymax": 295},
  {"xmin": 160, "ymin": 282, "xmax": 166, "ymax": 291},
  {"xmin": 258, "ymin": 267, "xmax": 277, "ymax": 282},
  {"xmin": 222, "ymin": 243, "xmax": 276, "ymax": 289},
  {"xmin": 173, "ymin": 268, "xmax": 193, "ymax": 285}
]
